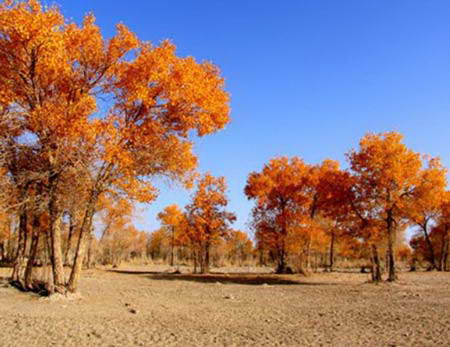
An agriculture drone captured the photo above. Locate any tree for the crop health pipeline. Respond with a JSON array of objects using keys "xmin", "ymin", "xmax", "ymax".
[
  {"xmin": 246, "ymin": 157, "xmax": 351, "ymax": 273},
  {"xmin": 347, "ymin": 132, "xmax": 422, "ymax": 281},
  {"xmin": 157, "ymin": 204, "xmax": 185, "ymax": 266},
  {"xmin": 437, "ymin": 192, "xmax": 450, "ymax": 271},
  {"xmin": 245, "ymin": 157, "xmax": 311, "ymax": 273},
  {"xmin": 148, "ymin": 228, "xmax": 171, "ymax": 261},
  {"xmin": 406, "ymin": 158, "xmax": 447, "ymax": 270},
  {"xmin": 0, "ymin": 0, "xmax": 230, "ymax": 293},
  {"xmin": 225, "ymin": 230, "xmax": 253, "ymax": 266},
  {"xmin": 186, "ymin": 173, "xmax": 235, "ymax": 273},
  {"xmin": 411, "ymin": 192, "xmax": 450, "ymax": 272}
]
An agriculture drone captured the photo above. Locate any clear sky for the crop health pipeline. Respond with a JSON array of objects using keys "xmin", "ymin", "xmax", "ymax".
[{"xmin": 53, "ymin": 0, "xmax": 450, "ymax": 235}]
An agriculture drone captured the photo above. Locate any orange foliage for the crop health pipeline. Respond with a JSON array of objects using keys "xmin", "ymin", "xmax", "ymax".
[
  {"xmin": 347, "ymin": 132, "xmax": 423, "ymax": 280},
  {"xmin": 186, "ymin": 173, "xmax": 236, "ymax": 273},
  {"xmin": 0, "ymin": 0, "xmax": 230, "ymax": 292},
  {"xmin": 225, "ymin": 230, "xmax": 253, "ymax": 265},
  {"xmin": 245, "ymin": 157, "xmax": 350, "ymax": 273}
]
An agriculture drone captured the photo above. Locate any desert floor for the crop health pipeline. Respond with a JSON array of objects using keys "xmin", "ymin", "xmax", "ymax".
[{"xmin": 0, "ymin": 266, "xmax": 449, "ymax": 346}]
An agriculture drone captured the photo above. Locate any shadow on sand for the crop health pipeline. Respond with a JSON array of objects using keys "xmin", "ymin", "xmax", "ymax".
[{"xmin": 107, "ymin": 269, "xmax": 331, "ymax": 286}]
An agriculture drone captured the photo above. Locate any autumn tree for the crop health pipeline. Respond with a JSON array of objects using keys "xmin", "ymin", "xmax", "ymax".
[
  {"xmin": 147, "ymin": 228, "xmax": 171, "ymax": 261},
  {"xmin": 0, "ymin": 0, "xmax": 230, "ymax": 293},
  {"xmin": 157, "ymin": 204, "xmax": 185, "ymax": 266},
  {"xmin": 411, "ymin": 191, "xmax": 450, "ymax": 272},
  {"xmin": 186, "ymin": 173, "xmax": 235, "ymax": 273},
  {"xmin": 406, "ymin": 158, "xmax": 447, "ymax": 270},
  {"xmin": 95, "ymin": 196, "xmax": 142, "ymax": 266},
  {"xmin": 347, "ymin": 132, "xmax": 423, "ymax": 281},
  {"xmin": 245, "ymin": 157, "xmax": 311, "ymax": 273},
  {"xmin": 437, "ymin": 192, "xmax": 450, "ymax": 271},
  {"xmin": 225, "ymin": 230, "xmax": 254, "ymax": 266},
  {"xmin": 246, "ymin": 157, "xmax": 351, "ymax": 273}
]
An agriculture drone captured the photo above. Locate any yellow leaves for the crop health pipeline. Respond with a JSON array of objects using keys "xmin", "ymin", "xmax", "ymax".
[
  {"xmin": 0, "ymin": 1, "xmax": 232, "ymax": 250},
  {"xmin": 349, "ymin": 131, "xmax": 422, "ymax": 193},
  {"xmin": 186, "ymin": 173, "xmax": 235, "ymax": 244},
  {"xmin": 112, "ymin": 39, "xmax": 230, "ymax": 138},
  {"xmin": 405, "ymin": 156, "xmax": 448, "ymax": 225},
  {"xmin": 245, "ymin": 156, "xmax": 309, "ymax": 207},
  {"xmin": 158, "ymin": 204, "xmax": 184, "ymax": 228},
  {"xmin": 349, "ymin": 131, "xmax": 422, "ymax": 207}
]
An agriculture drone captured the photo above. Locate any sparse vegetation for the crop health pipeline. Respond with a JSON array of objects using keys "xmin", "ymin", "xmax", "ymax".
[{"xmin": 0, "ymin": 1, "xmax": 449, "ymax": 346}]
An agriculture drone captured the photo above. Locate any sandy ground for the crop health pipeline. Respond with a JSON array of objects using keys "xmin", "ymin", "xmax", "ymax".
[{"xmin": 0, "ymin": 266, "xmax": 449, "ymax": 347}]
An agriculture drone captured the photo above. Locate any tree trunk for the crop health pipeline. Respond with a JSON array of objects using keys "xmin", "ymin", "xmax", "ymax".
[
  {"xmin": 64, "ymin": 213, "xmax": 75, "ymax": 265},
  {"xmin": 305, "ymin": 234, "xmax": 312, "ymax": 271},
  {"xmin": 67, "ymin": 202, "xmax": 95, "ymax": 293},
  {"xmin": 24, "ymin": 228, "xmax": 40, "ymax": 290},
  {"xmin": 86, "ymin": 234, "xmax": 94, "ymax": 269},
  {"xmin": 422, "ymin": 223, "xmax": 437, "ymax": 270},
  {"xmin": 67, "ymin": 227, "xmax": 88, "ymax": 292},
  {"xmin": 42, "ymin": 230, "xmax": 54, "ymax": 294},
  {"xmin": 259, "ymin": 247, "xmax": 265, "ymax": 266},
  {"xmin": 386, "ymin": 212, "xmax": 397, "ymax": 282},
  {"xmin": 371, "ymin": 244, "xmax": 382, "ymax": 282},
  {"xmin": 276, "ymin": 248, "xmax": 287, "ymax": 274},
  {"xmin": 329, "ymin": 231, "xmax": 335, "ymax": 272},
  {"xmin": 410, "ymin": 254, "xmax": 417, "ymax": 272},
  {"xmin": 201, "ymin": 243, "xmax": 210, "ymax": 274},
  {"xmin": 49, "ymin": 210, "xmax": 66, "ymax": 294},
  {"xmin": 170, "ymin": 229, "xmax": 174, "ymax": 267},
  {"xmin": 193, "ymin": 248, "xmax": 198, "ymax": 274},
  {"xmin": 11, "ymin": 211, "xmax": 27, "ymax": 284},
  {"xmin": 440, "ymin": 232, "xmax": 448, "ymax": 272}
]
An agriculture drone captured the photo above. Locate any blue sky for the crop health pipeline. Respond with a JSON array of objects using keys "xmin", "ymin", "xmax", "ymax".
[{"xmin": 53, "ymin": 0, "xmax": 450, "ymax": 234}]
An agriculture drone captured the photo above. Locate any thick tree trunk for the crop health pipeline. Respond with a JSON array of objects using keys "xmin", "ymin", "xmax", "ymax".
[
  {"xmin": 410, "ymin": 254, "xmax": 417, "ymax": 272},
  {"xmin": 67, "ymin": 227, "xmax": 88, "ymax": 292},
  {"xmin": 67, "ymin": 201, "xmax": 96, "ymax": 292},
  {"xmin": 386, "ymin": 212, "xmax": 397, "ymax": 282},
  {"xmin": 200, "ymin": 243, "xmax": 210, "ymax": 274},
  {"xmin": 43, "ymin": 230, "xmax": 54, "ymax": 294},
  {"xmin": 49, "ymin": 211, "xmax": 66, "ymax": 294},
  {"xmin": 371, "ymin": 244, "xmax": 382, "ymax": 282},
  {"xmin": 67, "ymin": 193, "xmax": 97, "ymax": 293},
  {"xmin": 64, "ymin": 213, "xmax": 75, "ymax": 265},
  {"xmin": 422, "ymin": 223, "xmax": 437, "ymax": 270},
  {"xmin": 439, "ymin": 232, "xmax": 448, "ymax": 271},
  {"xmin": 259, "ymin": 248, "xmax": 265, "ymax": 266},
  {"xmin": 24, "ymin": 228, "xmax": 40, "ymax": 290},
  {"xmin": 276, "ymin": 248, "xmax": 287, "ymax": 274}
]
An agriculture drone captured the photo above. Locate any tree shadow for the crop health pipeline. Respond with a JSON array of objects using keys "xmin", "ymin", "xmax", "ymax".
[{"xmin": 107, "ymin": 269, "xmax": 332, "ymax": 286}]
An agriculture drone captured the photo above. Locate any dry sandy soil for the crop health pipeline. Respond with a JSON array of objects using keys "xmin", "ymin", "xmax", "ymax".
[{"xmin": 0, "ymin": 266, "xmax": 449, "ymax": 346}]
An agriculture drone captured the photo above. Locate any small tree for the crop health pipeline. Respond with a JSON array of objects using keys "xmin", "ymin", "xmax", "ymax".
[
  {"xmin": 245, "ymin": 157, "xmax": 311, "ymax": 273},
  {"xmin": 157, "ymin": 204, "xmax": 185, "ymax": 266},
  {"xmin": 186, "ymin": 173, "xmax": 235, "ymax": 273}
]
